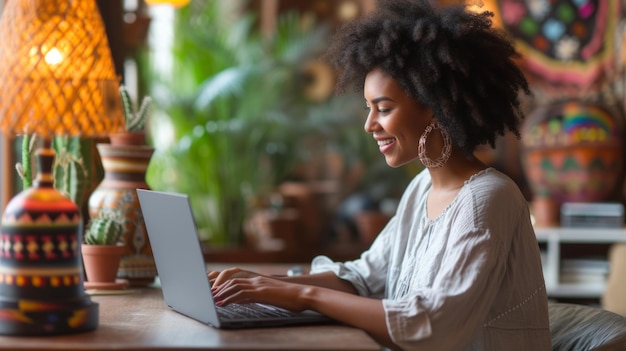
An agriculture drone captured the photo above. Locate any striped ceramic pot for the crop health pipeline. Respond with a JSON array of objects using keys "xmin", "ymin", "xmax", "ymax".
[{"xmin": 88, "ymin": 139, "xmax": 156, "ymax": 286}]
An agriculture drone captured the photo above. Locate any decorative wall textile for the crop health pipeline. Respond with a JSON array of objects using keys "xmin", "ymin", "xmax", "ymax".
[{"xmin": 490, "ymin": 0, "xmax": 625, "ymax": 99}]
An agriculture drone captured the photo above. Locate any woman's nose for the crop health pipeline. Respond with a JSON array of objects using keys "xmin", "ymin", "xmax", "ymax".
[{"xmin": 364, "ymin": 112, "xmax": 376, "ymax": 133}]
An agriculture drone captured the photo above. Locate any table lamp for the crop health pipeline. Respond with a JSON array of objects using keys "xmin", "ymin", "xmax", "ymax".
[{"xmin": 0, "ymin": 0, "xmax": 125, "ymax": 335}]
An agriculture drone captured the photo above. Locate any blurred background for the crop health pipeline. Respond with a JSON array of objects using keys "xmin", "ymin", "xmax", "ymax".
[{"xmin": 2, "ymin": 0, "xmax": 626, "ymax": 267}]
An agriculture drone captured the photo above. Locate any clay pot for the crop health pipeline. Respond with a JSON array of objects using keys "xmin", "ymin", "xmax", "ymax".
[
  {"xmin": 109, "ymin": 131, "xmax": 146, "ymax": 146},
  {"xmin": 81, "ymin": 244, "xmax": 125, "ymax": 283},
  {"xmin": 531, "ymin": 197, "xmax": 560, "ymax": 227}
]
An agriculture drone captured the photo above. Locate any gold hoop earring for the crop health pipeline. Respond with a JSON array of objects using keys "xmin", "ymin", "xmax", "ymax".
[{"xmin": 418, "ymin": 121, "xmax": 451, "ymax": 168}]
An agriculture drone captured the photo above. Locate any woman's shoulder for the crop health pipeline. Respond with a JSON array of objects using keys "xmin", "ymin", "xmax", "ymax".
[
  {"xmin": 466, "ymin": 167, "xmax": 521, "ymax": 194},
  {"xmin": 464, "ymin": 167, "xmax": 529, "ymax": 213}
]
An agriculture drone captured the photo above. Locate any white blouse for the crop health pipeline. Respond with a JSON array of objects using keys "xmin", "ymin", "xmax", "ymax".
[{"xmin": 311, "ymin": 168, "xmax": 552, "ymax": 351}]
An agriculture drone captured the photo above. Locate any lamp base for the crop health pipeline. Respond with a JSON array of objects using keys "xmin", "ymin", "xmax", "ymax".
[
  {"xmin": 0, "ymin": 298, "xmax": 98, "ymax": 335},
  {"xmin": 0, "ymin": 145, "xmax": 99, "ymax": 335}
]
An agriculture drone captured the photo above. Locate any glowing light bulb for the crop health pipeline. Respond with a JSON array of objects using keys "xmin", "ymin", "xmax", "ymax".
[{"xmin": 45, "ymin": 48, "xmax": 63, "ymax": 65}]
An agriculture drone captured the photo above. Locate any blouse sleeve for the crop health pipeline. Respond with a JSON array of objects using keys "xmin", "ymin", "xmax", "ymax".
[{"xmin": 310, "ymin": 215, "xmax": 397, "ymax": 298}]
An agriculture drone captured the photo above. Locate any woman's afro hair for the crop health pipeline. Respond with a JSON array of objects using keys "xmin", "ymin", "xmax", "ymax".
[{"xmin": 325, "ymin": 0, "xmax": 531, "ymax": 155}]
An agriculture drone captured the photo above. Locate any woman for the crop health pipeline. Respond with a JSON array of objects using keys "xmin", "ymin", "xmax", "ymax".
[{"xmin": 209, "ymin": 0, "xmax": 551, "ymax": 349}]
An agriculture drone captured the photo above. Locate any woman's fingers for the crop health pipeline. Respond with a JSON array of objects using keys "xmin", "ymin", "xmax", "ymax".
[
  {"xmin": 212, "ymin": 279, "xmax": 255, "ymax": 305},
  {"xmin": 212, "ymin": 276, "xmax": 307, "ymax": 312},
  {"xmin": 207, "ymin": 267, "xmax": 258, "ymax": 287},
  {"xmin": 207, "ymin": 269, "xmax": 307, "ymax": 310}
]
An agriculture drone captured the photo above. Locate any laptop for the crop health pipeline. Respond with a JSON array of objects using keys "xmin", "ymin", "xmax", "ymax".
[{"xmin": 136, "ymin": 189, "xmax": 332, "ymax": 329}]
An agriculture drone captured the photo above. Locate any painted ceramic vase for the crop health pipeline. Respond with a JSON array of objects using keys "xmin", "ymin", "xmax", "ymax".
[
  {"xmin": 521, "ymin": 101, "xmax": 623, "ymax": 204},
  {"xmin": 0, "ymin": 148, "xmax": 98, "ymax": 335},
  {"xmin": 88, "ymin": 142, "xmax": 156, "ymax": 286}
]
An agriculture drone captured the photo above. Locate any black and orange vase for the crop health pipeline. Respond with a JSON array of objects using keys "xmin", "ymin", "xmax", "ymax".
[
  {"xmin": 88, "ymin": 132, "xmax": 157, "ymax": 286},
  {"xmin": 0, "ymin": 146, "xmax": 98, "ymax": 335}
]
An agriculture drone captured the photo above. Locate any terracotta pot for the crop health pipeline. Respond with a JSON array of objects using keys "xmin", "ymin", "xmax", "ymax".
[
  {"xmin": 531, "ymin": 197, "xmax": 560, "ymax": 227},
  {"xmin": 109, "ymin": 132, "xmax": 146, "ymax": 146},
  {"xmin": 81, "ymin": 244, "xmax": 125, "ymax": 283}
]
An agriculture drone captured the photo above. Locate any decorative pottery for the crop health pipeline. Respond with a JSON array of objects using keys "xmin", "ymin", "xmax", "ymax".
[
  {"xmin": 81, "ymin": 244, "xmax": 127, "ymax": 290},
  {"xmin": 0, "ymin": 148, "xmax": 98, "ymax": 335},
  {"xmin": 88, "ymin": 141, "xmax": 156, "ymax": 286},
  {"xmin": 530, "ymin": 197, "xmax": 560, "ymax": 228},
  {"xmin": 521, "ymin": 101, "xmax": 623, "ymax": 224},
  {"xmin": 108, "ymin": 131, "xmax": 146, "ymax": 146}
]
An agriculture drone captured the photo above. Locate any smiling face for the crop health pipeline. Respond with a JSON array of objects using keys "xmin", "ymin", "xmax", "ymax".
[{"xmin": 364, "ymin": 68, "xmax": 432, "ymax": 168}]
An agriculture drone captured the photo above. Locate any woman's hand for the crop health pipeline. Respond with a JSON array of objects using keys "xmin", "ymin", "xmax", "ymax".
[
  {"xmin": 207, "ymin": 267, "xmax": 262, "ymax": 288},
  {"xmin": 209, "ymin": 273, "xmax": 313, "ymax": 312}
]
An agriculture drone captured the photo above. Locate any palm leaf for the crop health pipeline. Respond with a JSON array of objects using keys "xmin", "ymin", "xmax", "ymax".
[{"xmin": 194, "ymin": 66, "xmax": 255, "ymax": 111}]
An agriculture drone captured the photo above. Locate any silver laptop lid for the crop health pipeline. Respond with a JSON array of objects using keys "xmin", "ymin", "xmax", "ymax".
[{"xmin": 137, "ymin": 189, "xmax": 222, "ymax": 328}]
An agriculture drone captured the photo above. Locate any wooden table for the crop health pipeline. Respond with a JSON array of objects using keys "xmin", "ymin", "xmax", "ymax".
[{"xmin": 0, "ymin": 264, "xmax": 382, "ymax": 351}]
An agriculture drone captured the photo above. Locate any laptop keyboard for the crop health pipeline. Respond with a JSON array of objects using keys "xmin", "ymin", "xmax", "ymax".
[{"xmin": 216, "ymin": 303, "xmax": 297, "ymax": 320}]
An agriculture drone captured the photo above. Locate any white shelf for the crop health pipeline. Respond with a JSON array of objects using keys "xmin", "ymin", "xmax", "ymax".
[
  {"xmin": 545, "ymin": 283, "xmax": 606, "ymax": 299},
  {"xmin": 535, "ymin": 227, "xmax": 626, "ymax": 243},
  {"xmin": 535, "ymin": 227, "xmax": 626, "ymax": 299}
]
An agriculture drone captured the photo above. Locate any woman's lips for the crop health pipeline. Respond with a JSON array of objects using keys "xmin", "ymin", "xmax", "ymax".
[{"xmin": 377, "ymin": 138, "xmax": 396, "ymax": 153}]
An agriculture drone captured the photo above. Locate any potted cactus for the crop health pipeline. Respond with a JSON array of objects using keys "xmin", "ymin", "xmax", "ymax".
[
  {"xmin": 84, "ymin": 215, "xmax": 124, "ymax": 245},
  {"xmin": 81, "ymin": 213, "xmax": 127, "ymax": 288},
  {"xmin": 109, "ymin": 84, "xmax": 151, "ymax": 146}
]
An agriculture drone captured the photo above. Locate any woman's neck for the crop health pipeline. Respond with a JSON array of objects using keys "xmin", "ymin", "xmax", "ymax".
[{"xmin": 427, "ymin": 150, "xmax": 487, "ymax": 191}]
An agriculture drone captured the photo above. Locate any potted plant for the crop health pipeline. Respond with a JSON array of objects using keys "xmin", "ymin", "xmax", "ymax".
[
  {"xmin": 109, "ymin": 84, "xmax": 152, "ymax": 146},
  {"xmin": 87, "ymin": 84, "xmax": 157, "ymax": 287},
  {"xmin": 81, "ymin": 212, "xmax": 127, "ymax": 288}
]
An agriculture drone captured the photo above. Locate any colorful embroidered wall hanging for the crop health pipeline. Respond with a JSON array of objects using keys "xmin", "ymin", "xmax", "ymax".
[{"xmin": 486, "ymin": 0, "xmax": 624, "ymax": 96}]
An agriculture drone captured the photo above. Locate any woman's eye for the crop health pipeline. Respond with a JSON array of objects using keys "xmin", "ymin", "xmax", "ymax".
[{"xmin": 364, "ymin": 105, "xmax": 390, "ymax": 114}]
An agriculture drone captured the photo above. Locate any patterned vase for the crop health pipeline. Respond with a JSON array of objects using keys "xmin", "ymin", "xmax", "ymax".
[
  {"xmin": 0, "ymin": 147, "xmax": 98, "ymax": 335},
  {"xmin": 88, "ymin": 141, "xmax": 156, "ymax": 286},
  {"xmin": 521, "ymin": 101, "xmax": 624, "ymax": 224}
]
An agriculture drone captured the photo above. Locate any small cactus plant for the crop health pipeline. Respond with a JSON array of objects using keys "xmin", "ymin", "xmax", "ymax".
[
  {"xmin": 119, "ymin": 84, "xmax": 151, "ymax": 133},
  {"xmin": 15, "ymin": 134, "xmax": 37, "ymax": 190},
  {"xmin": 15, "ymin": 134, "xmax": 89, "ymax": 209},
  {"xmin": 52, "ymin": 136, "xmax": 89, "ymax": 210},
  {"xmin": 84, "ymin": 216, "xmax": 124, "ymax": 246}
]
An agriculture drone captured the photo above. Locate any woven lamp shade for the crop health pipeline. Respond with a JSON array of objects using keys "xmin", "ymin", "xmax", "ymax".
[{"xmin": 0, "ymin": 0, "xmax": 124, "ymax": 137}]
